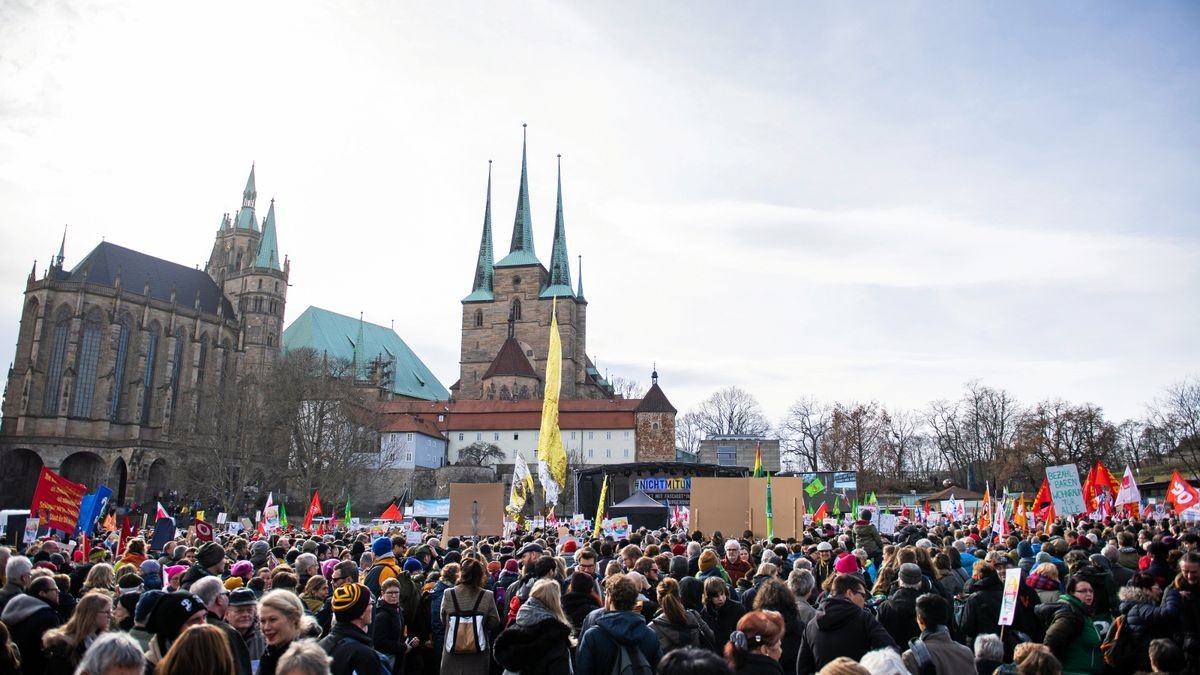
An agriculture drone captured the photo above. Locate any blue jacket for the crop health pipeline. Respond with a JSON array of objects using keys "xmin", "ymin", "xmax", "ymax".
[{"xmin": 576, "ymin": 610, "xmax": 662, "ymax": 675}]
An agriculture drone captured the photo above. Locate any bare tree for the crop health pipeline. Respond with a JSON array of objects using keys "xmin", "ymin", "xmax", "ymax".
[
  {"xmin": 693, "ymin": 386, "xmax": 771, "ymax": 437},
  {"xmin": 1115, "ymin": 419, "xmax": 1168, "ymax": 469},
  {"xmin": 1013, "ymin": 399, "xmax": 1118, "ymax": 485},
  {"xmin": 609, "ymin": 376, "xmax": 644, "ymax": 400},
  {"xmin": 778, "ymin": 397, "xmax": 831, "ymax": 472},
  {"xmin": 186, "ymin": 369, "xmax": 273, "ymax": 513},
  {"xmin": 881, "ymin": 408, "xmax": 922, "ymax": 476},
  {"xmin": 675, "ymin": 411, "xmax": 704, "ymax": 455},
  {"xmin": 823, "ymin": 401, "xmax": 888, "ymax": 476},
  {"xmin": 925, "ymin": 381, "xmax": 1022, "ymax": 490},
  {"xmin": 1147, "ymin": 377, "xmax": 1200, "ymax": 478},
  {"xmin": 458, "ymin": 441, "xmax": 505, "ymax": 467}
]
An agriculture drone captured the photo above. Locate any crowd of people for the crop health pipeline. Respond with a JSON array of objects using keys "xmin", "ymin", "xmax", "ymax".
[{"xmin": 0, "ymin": 507, "xmax": 1197, "ymax": 675}]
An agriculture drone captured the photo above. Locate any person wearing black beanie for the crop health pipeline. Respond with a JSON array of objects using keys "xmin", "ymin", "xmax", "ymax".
[{"xmin": 319, "ymin": 583, "xmax": 381, "ymax": 675}]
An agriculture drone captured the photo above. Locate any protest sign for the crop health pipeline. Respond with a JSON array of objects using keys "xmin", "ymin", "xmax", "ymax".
[
  {"xmin": 226, "ymin": 522, "xmax": 243, "ymax": 535},
  {"xmin": 610, "ymin": 517, "xmax": 629, "ymax": 539},
  {"xmin": 22, "ymin": 519, "xmax": 38, "ymax": 544},
  {"xmin": 1046, "ymin": 464, "xmax": 1086, "ymax": 515},
  {"xmin": 998, "ymin": 568, "xmax": 1022, "ymax": 626},
  {"xmin": 30, "ymin": 467, "xmax": 87, "ymax": 533},
  {"xmin": 217, "ymin": 512, "xmax": 228, "ymax": 524},
  {"xmin": 878, "ymin": 513, "xmax": 897, "ymax": 536}
]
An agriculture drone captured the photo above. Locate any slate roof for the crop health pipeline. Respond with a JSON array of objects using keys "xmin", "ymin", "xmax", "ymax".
[
  {"xmin": 67, "ymin": 242, "xmax": 236, "ymax": 318},
  {"xmin": 481, "ymin": 336, "xmax": 539, "ymax": 380},
  {"xmin": 635, "ymin": 382, "xmax": 677, "ymax": 413},
  {"xmin": 377, "ymin": 398, "xmax": 643, "ymax": 431},
  {"xmin": 282, "ymin": 306, "xmax": 449, "ymax": 401}
]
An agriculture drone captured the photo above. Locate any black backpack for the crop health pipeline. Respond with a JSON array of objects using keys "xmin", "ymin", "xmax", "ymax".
[{"xmin": 598, "ymin": 625, "xmax": 653, "ymax": 675}]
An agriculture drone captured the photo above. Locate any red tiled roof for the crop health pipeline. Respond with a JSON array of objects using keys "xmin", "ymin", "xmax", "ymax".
[
  {"xmin": 482, "ymin": 337, "xmax": 539, "ymax": 380},
  {"xmin": 374, "ymin": 397, "xmax": 642, "ymax": 431},
  {"xmin": 378, "ymin": 415, "xmax": 445, "ymax": 438}
]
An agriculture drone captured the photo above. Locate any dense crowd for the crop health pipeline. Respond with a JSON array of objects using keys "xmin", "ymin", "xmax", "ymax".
[{"xmin": 0, "ymin": 508, "xmax": 1197, "ymax": 675}]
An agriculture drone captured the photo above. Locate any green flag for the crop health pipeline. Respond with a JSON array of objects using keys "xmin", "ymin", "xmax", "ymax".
[
  {"xmin": 766, "ymin": 473, "xmax": 774, "ymax": 540},
  {"xmin": 851, "ymin": 498, "xmax": 859, "ymax": 517},
  {"xmin": 280, "ymin": 503, "xmax": 289, "ymax": 530},
  {"xmin": 833, "ymin": 497, "xmax": 841, "ymax": 516},
  {"xmin": 344, "ymin": 497, "xmax": 351, "ymax": 523},
  {"xmin": 805, "ymin": 477, "xmax": 825, "ymax": 497},
  {"xmin": 867, "ymin": 491, "xmax": 877, "ymax": 505}
]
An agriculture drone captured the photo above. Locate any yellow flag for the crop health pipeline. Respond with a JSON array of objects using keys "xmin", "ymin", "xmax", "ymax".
[
  {"xmin": 508, "ymin": 453, "xmax": 535, "ymax": 515},
  {"xmin": 537, "ymin": 299, "xmax": 568, "ymax": 506},
  {"xmin": 592, "ymin": 475, "xmax": 609, "ymax": 539}
]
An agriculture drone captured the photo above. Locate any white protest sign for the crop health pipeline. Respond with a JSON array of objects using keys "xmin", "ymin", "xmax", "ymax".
[
  {"xmin": 1046, "ymin": 464, "xmax": 1086, "ymax": 516},
  {"xmin": 998, "ymin": 568, "xmax": 1022, "ymax": 626},
  {"xmin": 216, "ymin": 512, "xmax": 228, "ymax": 524},
  {"xmin": 22, "ymin": 519, "xmax": 38, "ymax": 544},
  {"xmin": 878, "ymin": 513, "xmax": 897, "ymax": 536}
]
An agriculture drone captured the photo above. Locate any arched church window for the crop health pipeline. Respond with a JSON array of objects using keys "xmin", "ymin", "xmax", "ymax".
[
  {"xmin": 194, "ymin": 335, "xmax": 208, "ymax": 419},
  {"xmin": 474, "ymin": 309, "xmax": 483, "ymax": 327},
  {"xmin": 71, "ymin": 312, "xmax": 103, "ymax": 417},
  {"xmin": 42, "ymin": 307, "xmax": 72, "ymax": 415},
  {"xmin": 511, "ymin": 298, "xmax": 521, "ymax": 321},
  {"xmin": 140, "ymin": 324, "xmax": 160, "ymax": 425},
  {"xmin": 169, "ymin": 328, "xmax": 186, "ymax": 415},
  {"xmin": 109, "ymin": 314, "xmax": 132, "ymax": 421}
]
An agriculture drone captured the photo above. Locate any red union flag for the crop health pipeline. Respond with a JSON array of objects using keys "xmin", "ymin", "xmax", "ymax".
[
  {"xmin": 1166, "ymin": 470, "xmax": 1199, "ymax": 515},
  {"xmin": 303, "ymin": 491, "xmax": 323, "ymax": 531},
  {"xmin": 30, "ymin": 466, "xmax": 87, "ymax": 533},
  {"xmin": 194, "ymin": 519, "xmax": 213, "ymax": 542}
]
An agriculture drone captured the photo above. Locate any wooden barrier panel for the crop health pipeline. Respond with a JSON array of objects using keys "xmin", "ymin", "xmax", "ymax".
[
  {"xmin": 445, "ymin": 483, "xmax": 505, "ymax": 537},
  {"xmin": 690, "ymin": 477, "xmax": 750, "ymax": 538}
]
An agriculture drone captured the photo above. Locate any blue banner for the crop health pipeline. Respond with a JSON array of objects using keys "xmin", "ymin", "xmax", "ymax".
[
  {"xmin": 75, "ymin": 485, "xmax": 113, "ymax": 536},
  {"xmin": 412, "ymin": 499, "xmax": 450, "ymax": 518}
]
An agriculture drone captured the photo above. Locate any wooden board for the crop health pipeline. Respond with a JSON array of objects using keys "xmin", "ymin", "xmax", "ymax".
[{"xmin": 444, "ymin": 483, "xmax": 505, "ymax": 538}]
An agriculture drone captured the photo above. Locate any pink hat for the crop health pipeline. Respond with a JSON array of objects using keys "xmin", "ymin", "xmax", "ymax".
[
  {"xmin": 165, "ymin": 564, "xmax": 188, "ymax": 580},
  {"xmin": 321, "ymin": 558, "xmax": 339, "ymax": 579},
  {"xmin": 834, "ymin": 553, "xmax": 859, "ymax": 575},
  {"xmin": 230, "ymin": 560, "xmax": 254, "ymax": 578}
]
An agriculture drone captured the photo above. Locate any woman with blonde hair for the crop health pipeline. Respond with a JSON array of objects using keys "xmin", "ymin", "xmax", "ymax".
[
  {"xmin": 300, "ymin": 575, "xmax": 328, "ymax": 614},
  {"xmin": 42, "ymin": 590, "xmax": 113, "ymax": 674},
  {"xmin": 1025, "ymin": 562, "xmax": 1061, "ymax": 604},
  {"xmin": 83, "ymin": 563, "xmax": 116, "ymax": 593},
  {"xmin": 257, "ymin": 589, "xmax": 318, "ymax": 675},
  {"xmin": 494, "ymin": 578, "xmax": 573, "ymax": 674},
  {"xmin": 155, "ymin": 624, "xmax": 234, "ymax": 675}
]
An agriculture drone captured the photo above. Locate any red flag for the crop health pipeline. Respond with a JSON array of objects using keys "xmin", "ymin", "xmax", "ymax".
[
  {"xmin": 118, "ymin": 516, "xmax": 136, "ymax": 556},
  {"xmin": 29, "ymin": 466, "xmax": 87, "ymax": 533},
  {"xmin": 379, "ymin": 502, "xmax": 402, "ymax": 521},
  {"xmin": 1034, "ymin": 478, "xmax": 1052, "ymax": 509},
  {"xmin": 303, "ymin": 491, "xmax": 323, "ymax": 531},
  {"xmin": 812, "ymin": 501, "xmax": 828, "ymax": 521},
  {"xmin": 1094, "ymin": 461, "xmax": 1119, "ymax": 497},
  {"xmin": 1166, "ymin": 470, "xmax": 1200, "ymax": 515},
  {"xmin": 900, "ymin": 504, "xmax": 909, "ymax": 519},
  {"xmin": 1083, "ymin": 464, "xmax": 1098, "ymax": 511},
  {"xmin": 195, "ymin": 519, "xmax": 213, "ymax": 542}
]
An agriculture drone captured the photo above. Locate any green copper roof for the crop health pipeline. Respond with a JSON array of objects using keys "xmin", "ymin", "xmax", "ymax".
[
  {"xmin": 255, "ymin": 199, "xmax": 282, "ymax": 270},
  {"xmin": 540, "ymin": 155, "xmax": 574, "ymax": 299},
  {"xmin": 497, "ymin": 125, "xmax": 540, "ymax": 268},
  {"xmin": 235, "ymin": 165, "xmax": 259, "ymax": 230},
  {"xmin": 576, "ymin": 255, "xmax": 586, "ymax": 301},
  {"xmin": 283, "ymin": 306, "xmax": 450, "ymax": 401},
  {"xmin": 243, "ymin": 164, "xmax": 256, "ymax": 204},
  {"xmin": 464, "ymin": 162, "xmax": 495, "ymax": 303}
]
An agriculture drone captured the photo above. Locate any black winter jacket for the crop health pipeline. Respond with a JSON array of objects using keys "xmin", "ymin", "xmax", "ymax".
[
  {"xmin": 1118, "ymin": 586, "xmax": 1180, "ymax": 671},
  {"xmin": 795, "ymin": 596, "xmax": 897, "ymax": 674},
  {"xmin": 702, "ymin": 598, "xmax": 746, "ymax": 652},
  {"xmin": 493, "ymin": 617, "xmax": 573, "ymax": 675},
  {"xmin": 371, "ymin": 599, "xmax": 406, "ymax": 660},
  {"xmin": 318, "ymin": 622, "xmax": 383, "ymax": 675},
  {"xmin": 876, "ymin": 586, "xmax": 921, "ymax": 648}
]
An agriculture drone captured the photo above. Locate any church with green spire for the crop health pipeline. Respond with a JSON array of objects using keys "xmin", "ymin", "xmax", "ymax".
[{"xmin": 455, "ymin": 126, "xmax": 610, "ymax": 401}]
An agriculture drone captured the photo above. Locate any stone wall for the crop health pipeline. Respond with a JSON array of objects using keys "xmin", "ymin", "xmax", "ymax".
[{"xmin": 635, "ymin": 411, "xmax": 677, "ymax": 461}]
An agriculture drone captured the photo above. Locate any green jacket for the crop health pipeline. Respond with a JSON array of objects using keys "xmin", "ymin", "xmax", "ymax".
[{"xmin": 1043, "ymin": 594, "xmax": 1103, "ymax": 675}]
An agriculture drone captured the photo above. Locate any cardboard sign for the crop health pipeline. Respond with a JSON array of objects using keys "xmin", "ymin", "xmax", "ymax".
[
  {"xmin": 406, "ymin": 529, "xmax": 423, "ymax": 546},
  {"xmin": 998, "ymin": 568, "xmax": 1022, "ymax": 626},
  {"xmin": 240, "ymin": 518, "xmax": 254, "ymax": 533},
  {"xmin": 1046, "ymin": 464, "xmax": 1086, "ymax": 515}
]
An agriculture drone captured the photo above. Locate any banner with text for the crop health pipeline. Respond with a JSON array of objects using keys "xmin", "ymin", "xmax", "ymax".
[
  {"xmin": 30, "ymin": 467, "xmax": 87, "ymax": 533},
  {"xmin": 1046, "ymin": 464, "xmax": 1086, "ymax": 516}
]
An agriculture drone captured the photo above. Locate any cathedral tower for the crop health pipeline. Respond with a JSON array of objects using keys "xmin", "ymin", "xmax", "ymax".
[{"xmin": 205, "ymin": 165, "xmax": 289, "ymax": 374}]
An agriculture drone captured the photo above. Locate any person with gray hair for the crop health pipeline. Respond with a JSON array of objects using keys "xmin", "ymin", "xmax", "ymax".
[
  {"xmin": 787, "ymin": 569, "xmax": 817, "ymax": 624},
  {"xmin": 860, "ymin": 646, "xmax": 909, "ymax": 674},
  {"xmin": 1101, "ymin": 545, "xmax": 1133, "ymax": 587},
  {"xmin": 294, "ymin": 553, "xmax": 319, "ymax": 589},
  {"xmin": 74, "ymin": 631, "xmax": 146, "ymax": 675},
  {"xmin": 190, "ymin": 576, "xmax": 253, "ymax": 675},
  {"xmin": 0, "ymin": 555, "xmax": 31, "ymax": 616},
  {"xmin": 974, "ymin": 633, "xmax": 1004, "ymax": 675},
  {"xmin": 276, "ymin": 639, "xmax": 332, "ymax": 675}
]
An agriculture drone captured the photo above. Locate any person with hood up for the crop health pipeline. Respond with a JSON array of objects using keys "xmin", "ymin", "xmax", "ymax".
[
  {"xmin": 562, "ymin": 571, "xmax": 602, "ymax": 634},
  {"xmin": 852, "ymin": 510, "xmax": 884, "ymax": 568},
  {"xmin": 1064, "ymin": 550, "xmax": 1117, "ymax": 619},
  {"xmin": 1114, "ymin": 572, "xmax": 1181, "ymax": 672},
  {"xmin": 179, "ymin": 542, "xmax": 226, "ymax": 591},
  {"xmin": 0, "ymin": 575, "xmax": 61, "ymax": 674},
  {"xmin": 575, "ymin": 574, "xmax": 662, "ymax": 675},
  {"xmin": 1016, "ymin": 540, "xmax": 1038, "ymax": 576},
  {"xmin": 494, "ymin": 578, "xmax": 575, "ymax": 675},
  {"xmin": 139, "ymin": 559, "xmax": 163, "ymax": 591},
  {"xmin": 795, "ymin": 573, "xmax": 896, "ymax": 674},
  {"xmin": 650, "ymin": 577, "xmax": 714, "ymax": 653}
]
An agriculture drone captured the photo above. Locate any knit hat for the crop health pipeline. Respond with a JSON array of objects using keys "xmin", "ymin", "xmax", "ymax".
[
  {"xmin": 140, "ymin": 559, "xmax": 161, "ymax": 575},
  {"xmin": 230, "ymin": 560, "xmax": 254, "ymax": 578},
  {"xmin": 487, "ymin": 561, "xmax": 501, "ymax": 575},
  {"xmin": 165, "ymin": 564, "xmax": 188, "ymax": 580},
  {"xmin": 118, "ymin": 591, "xmax": 140, "ymax": 616},
  {"xmin": 118, "ymin": 574, "xmax": 144, "ymax": 593},
  {"xmin": 1034, "ymin": 551, "xmax": 1052, "ymax": 565},
  {"xmin": 503, "ymin": 559, "xmax": 519, "ymax": 573},
  {"xmin": 698, "ymin": 549, "xmax": 720, "ymax": 573},
  {"xmin": 561, "ymin": 540, "xmax": 578, "ymax": 553},
  {"xmin": 224, "ymin": 577, "xmax": 245, "ymax": 591},
  {"xmin": 197, "ymin": 542, "xmax": 225, "ymax": 568},
  {"xmin": 372, "ymin": 537, "xmax": 392, "ymax": 557},
  {"xmin": 899, "ymin": 563, "xmax": 923, "ymax": 587},
  {"xmin": 134, "ymin": 590, "xmax": 165, "ymax": 626},
  {"xmin": 816, "ymin": 541, "xmax": 833, "ymax": 552},
  {"xmin": 321, "ymin": 559, "xmax": 339, "ymax": 579},
  {"xmin": 672, "ymin": 544, "xmax": 686, "ymax": 556},
  {"xmin": 146, "ymin": 592, "xmax": 207, "ymax": 641},
  {"xmin": 834, "ymin": 553, "xmax": 859, "ymax": 575},
  {"xmin": 403, "ymin": 557, "xmax": 424, "ymax": 573},
  {"xmin": 302, "ymin": 539, "xmax": 319, "ymax": 553},
  {"xmin": 332, "ymin": 582, "xmax": 371, "ymax": 622},
  {"xmin": 228, "ymin": 588, "xmax": 258, "ymax": 607},
  {"xmin": 1017, "ymin": 541, "xmax": 1034, "ymax": 558},
  {"xmin": 89, "ymin": 547, "xmax": 107, "ymax": 562},
  {"xmin": 569, "ymin": 572, "xmax": 594, "ymax": 594},
  {"xmin": 250, "ymin": 540, "xmax": 270, "ymax": 555}
]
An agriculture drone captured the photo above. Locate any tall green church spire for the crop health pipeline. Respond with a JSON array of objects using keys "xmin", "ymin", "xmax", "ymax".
[
  {"xmin": 255, "ymin": 198, "xmax": 282, "ymax": 270},
  {"xmin": 463, "ymin": 161, "xmax": 495, "ymax": 302},
  {"xmin": 235, "ymin": 164, "xmax": 259, "ymax": 231},
  {"xmin": 540, "ymin": 154, "xmax": 574, "ymax": 298},
  {"xmin": 497, "ymin": 124, "xmax": 539, "ymax": 268}
]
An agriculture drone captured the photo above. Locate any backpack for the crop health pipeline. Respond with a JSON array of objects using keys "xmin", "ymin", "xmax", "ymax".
[
  {"xmin": 598, "ymin": 624, "xmax": 653, "ymax": 675},
  {"xmin": 1100, "ymin": 614, "xmax": 1136, "ymax": 668},
  {"xmin": 907, "ymin": 637, "xmax": 936, "ymax": 675},
  {"xmin": 444, "ymin": 588, "xmax": 488, "ymax": 655}
]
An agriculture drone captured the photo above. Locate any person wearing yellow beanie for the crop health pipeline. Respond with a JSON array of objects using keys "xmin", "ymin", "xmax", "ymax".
[{"xmin": 319, "ymin": 583, "xmax": 379, "ymax": 674}]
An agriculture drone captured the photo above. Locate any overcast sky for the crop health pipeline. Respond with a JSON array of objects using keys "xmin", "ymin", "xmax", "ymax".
[{"xmin": 1, "ymin": 1, "xmax": 1196, "ymax": 427}]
